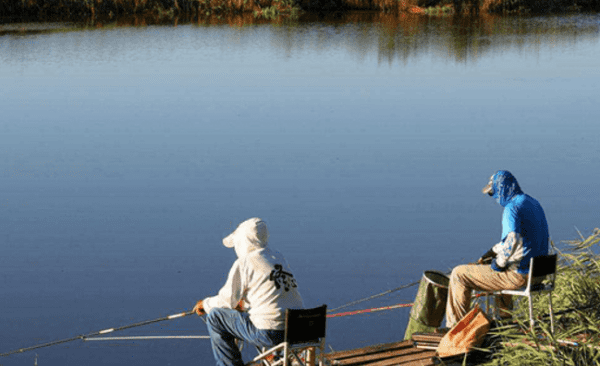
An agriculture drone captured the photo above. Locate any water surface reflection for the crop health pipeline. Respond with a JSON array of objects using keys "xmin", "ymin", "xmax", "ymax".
[
  {"xmin": 2, "ymin": 12, "xmax": 598, "ymax": 64},
  {"xmin": 286, "ymin": 12, "xmax": 600, "ymax": 62}
]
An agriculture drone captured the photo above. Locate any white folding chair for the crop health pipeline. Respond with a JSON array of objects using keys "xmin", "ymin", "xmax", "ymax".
[
  {"xmin": 483, "ymin": 254, "xmax": 557, "ymax": 334},
  {"xmin": 251, "ymin": 305, "xmax": 327, "ymax": 366}
]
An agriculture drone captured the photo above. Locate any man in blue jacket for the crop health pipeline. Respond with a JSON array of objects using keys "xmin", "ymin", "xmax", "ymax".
[{"xmin": 445, "ymin": 170, "xmax": 549, "ymax": 327}]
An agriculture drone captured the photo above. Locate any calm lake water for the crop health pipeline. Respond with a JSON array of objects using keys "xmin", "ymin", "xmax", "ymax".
[{"xmin": 1, "ymin": 11, "xmax": 600, "ymax": 365}]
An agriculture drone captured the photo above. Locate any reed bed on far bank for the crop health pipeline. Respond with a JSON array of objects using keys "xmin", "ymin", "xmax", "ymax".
[
  {"xmin": 482, "ymin": 229, "xmax": 600, "ymax": 366},
  {"xmin": 1, "ymin": 0, "xmax": 597, "ymax": 22},
  {"xmin": 0, "ymin": 0, "xmax": 301, "ymax": 20},
  {"xmin": 483, "ymin": 0, "xmax": 599, "ymax": 14}
]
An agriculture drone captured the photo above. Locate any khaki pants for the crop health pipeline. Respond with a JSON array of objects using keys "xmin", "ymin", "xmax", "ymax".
[{"xmin": 445, "ymin": 264, "xmax": 527, "ymax": 328}]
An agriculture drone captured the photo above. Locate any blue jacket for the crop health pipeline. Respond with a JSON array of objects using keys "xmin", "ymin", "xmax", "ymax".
[{"xmin": 489, "ymin": 171, "xmax": 549, "ymax": 275}]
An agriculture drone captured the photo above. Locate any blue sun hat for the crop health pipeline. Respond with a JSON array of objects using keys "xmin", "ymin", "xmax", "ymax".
[{"xmin": 482, "ymin": 170, "xmax": 523, "ymax": 207}]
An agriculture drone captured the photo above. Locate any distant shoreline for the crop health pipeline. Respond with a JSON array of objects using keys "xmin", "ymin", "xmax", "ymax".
[
  {"xmin": 1, "ymin": 8, "xmax": 598, "ymax": 37},
  {"xmin": 0, "ymin": 0, "xmax": 598, "ymax": 24}
]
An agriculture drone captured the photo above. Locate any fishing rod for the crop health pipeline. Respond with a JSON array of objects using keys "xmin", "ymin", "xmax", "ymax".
[
  {"xmin": 327, "ymin": 268, "xmax": 456, "ymax": 313},
  {"xmin": 84, "ymin": 335, "xmax": 210, "ymax": 341},
  {"xmin": 328, "ymin": 259, "xmax": 492, "ymax": 313},
  {"xmin": 0, "ymin": 310, "xmax": 196, "ymax": 357},
  {"xmin": 327, "ymin": 279, "xmax": 423, "ymax": 313}
]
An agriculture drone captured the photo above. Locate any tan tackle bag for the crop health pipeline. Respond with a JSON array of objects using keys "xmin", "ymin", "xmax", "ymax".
[{"xmin": 436, "ymin": 305, "xmax": 491, "ymax": 358}]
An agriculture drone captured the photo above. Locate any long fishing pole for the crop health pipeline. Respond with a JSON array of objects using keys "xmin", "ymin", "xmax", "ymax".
[
  {"xmin": 327, "ymin": 268, "xmax": 456, "ymax": 313},
  {"xmin": 0, "ymin": 310, "xmax": 196, "ymax": 357},
  {"xmin": 328, "ymin": 260, "xmax": 486, "ymax": 313},
  {"xmin": 327, "ymin": 279, "xmax": 423, "ymax": 313}
]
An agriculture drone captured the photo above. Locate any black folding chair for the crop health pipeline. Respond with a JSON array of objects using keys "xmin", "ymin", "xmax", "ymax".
[{"xmin": 251, "ymin": 305, "xmax": 327, "ymax": 366}]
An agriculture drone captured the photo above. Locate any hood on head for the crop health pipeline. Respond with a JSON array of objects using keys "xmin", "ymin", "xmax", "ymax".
[
  {"xmin": 484, "ymin": 170, "xmax": 523, "ymax": 207},
  {"xmin": 223, "ymin": 218, "xmax": 269, "ymax": 258}
]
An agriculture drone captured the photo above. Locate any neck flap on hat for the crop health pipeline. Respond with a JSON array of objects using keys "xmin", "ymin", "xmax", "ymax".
[{"xmin": 492, "ymin": 170, "xmax": 523, "ymax": 207}]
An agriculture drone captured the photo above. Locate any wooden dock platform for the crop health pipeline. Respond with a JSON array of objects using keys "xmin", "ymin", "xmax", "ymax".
[
  {"xmin": 325, "ymin": 340, "xmax": 437, "ymax": 366},
  {"xmin": 247, "ymin": 333, "xmax": 451, "ymax": 366}
]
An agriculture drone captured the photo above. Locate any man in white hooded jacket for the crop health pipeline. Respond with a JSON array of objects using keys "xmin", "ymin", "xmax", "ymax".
[{"xmin": 193, "ymin": 217, "xmax": 304, "ymax": 366}]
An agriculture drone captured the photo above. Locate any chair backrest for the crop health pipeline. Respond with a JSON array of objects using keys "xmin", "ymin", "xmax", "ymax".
[
  {"xmin": 284, "ymin": 305, "xmax": 327, "ymax": 345},
  {"xmin": 530, "ymin": 254, "xmax": 557, "ymax": 278}
]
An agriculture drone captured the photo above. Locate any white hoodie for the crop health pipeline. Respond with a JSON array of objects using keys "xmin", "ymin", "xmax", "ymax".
[{"xmin": 202, "ymin": 218, "xmax": 304, "ymax": 330}]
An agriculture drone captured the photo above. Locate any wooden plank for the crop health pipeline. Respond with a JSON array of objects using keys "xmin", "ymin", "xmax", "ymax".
[
  {"xmin": 333, "ymin": 346, "xmax": 428, "ymax": 366},
  {"xmin": 363, "ymin": 349, "xmax": 436, "ymax": 366},
  {"xmin": 411, "ymin": 333, "xmax": 444, "ymax": 343},
  {"xmin": 402, "ymin": 356, "xmax": 438, "ymax": 366},
  {"xmin": 326, "ymin": 340, "xmax": 413, "ymax": 360}
]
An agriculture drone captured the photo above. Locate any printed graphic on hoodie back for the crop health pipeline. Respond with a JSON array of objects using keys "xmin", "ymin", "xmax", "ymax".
[{"xmin": 269, "ymin": 264, "xmax": 297, "ymax": 292}]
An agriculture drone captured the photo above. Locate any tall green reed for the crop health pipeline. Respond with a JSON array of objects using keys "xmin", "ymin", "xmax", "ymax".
[{"xmin": 482, "ymin": 229, "xmax": 600, "ymax": 366}]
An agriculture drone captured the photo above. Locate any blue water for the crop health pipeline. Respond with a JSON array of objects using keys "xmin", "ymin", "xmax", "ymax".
[{"xmin": 1, "ymin": 13, "xmax": 600, "ymax": 365}]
